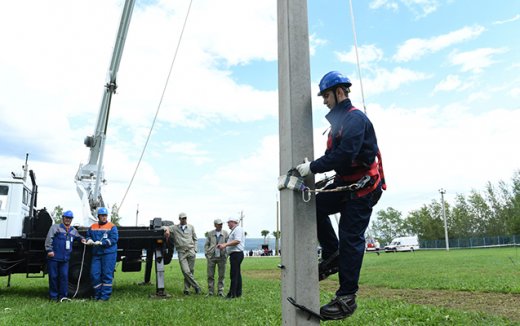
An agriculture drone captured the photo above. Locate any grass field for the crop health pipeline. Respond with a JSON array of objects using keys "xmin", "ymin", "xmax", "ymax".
[{"xmin": 0, "ymin": 247, "xmax": 519, "ymax": 325}]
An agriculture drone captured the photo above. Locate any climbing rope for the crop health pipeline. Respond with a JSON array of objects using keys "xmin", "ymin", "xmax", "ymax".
[
  {"xmin": 72, "ymin": 243, "xmax": 87, "ymax": 299},
  {"xmin": 119, "ymin": 0, "xmax": 193, "ymax": 212},
  {"xmin": 348, "ymin": 0, "xmax": 367, "ymax": 114}
]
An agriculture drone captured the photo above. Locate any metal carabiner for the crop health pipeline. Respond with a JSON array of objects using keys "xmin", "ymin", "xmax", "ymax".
[{"xmin": 302, "ymin": 187, "xmax": 311, "ymax": 202}]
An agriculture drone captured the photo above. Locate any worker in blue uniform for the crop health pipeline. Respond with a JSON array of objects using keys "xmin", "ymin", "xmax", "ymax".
[
  {"xmin": 86, "ymin": 207, "xmax": 118, "ymax": 301},
  {"xmin": 297, "ymin": 71, "xmax": 385, "ymax": 320},
  {"xmin": 45, "ymin": 210, "xmax": 85, "ymax": 302}
]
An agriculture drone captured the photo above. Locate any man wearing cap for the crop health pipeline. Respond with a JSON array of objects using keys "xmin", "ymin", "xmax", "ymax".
[
  {"xmin": 164, "ymin": 212, "xmax": 202, "ymax": 295},
  {"xmin": 45, "ymin": 210, "xmax": 86, "ymax": 302},
  {"xmin": 217, "ymin": 217, "xmax": 245, "ymax": 298},
  {"xmin": 204, "ymin": 219, "xmax": 229, "ymax": 296}
]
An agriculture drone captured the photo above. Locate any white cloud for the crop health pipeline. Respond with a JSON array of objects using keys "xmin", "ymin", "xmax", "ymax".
[
  {"xmin": 394, "ymin": 25, "xmax": 486, "ymax": 62},
  {"xmin": 510, "ymin": 88, "xmax": 520, "ymax": 98},
  {"xmin": 369, "ymin": 0, "xmax": 399, "ymax": 11},
  {"xmin": 370, "ymin": 0, "xmax": 439, "ymax": 18},
  {"xmin": 362, "ymin": 67, "xmax": 430, "ymax": 96},
  {"xmin": 432, "ymin": 74, "xmax": 475, "ymax": 94},
  {"xmin": 164, "ymin": 141, "xmax": 211, "ymax": 165},
  {"xmin": 401, "ymin": 0, "xmax": 439, "ymax": 18},
  {"xmin": 449, "ymin": 47, "xmax": 508, "ymax": 73},
  {"xmin": 433, "ymin": 74, "xmax": 461, "ymax": 92},
  {"xmin": 492, "ymin": 14, "xmax": 520, "ymax": 25},
  {"xmin": 336, "ymin": 44, "xmax": 384, "ymax": 66},
  {"xmin": 309, "ymin": 33, "xmax": 328, "ymax": 56}
]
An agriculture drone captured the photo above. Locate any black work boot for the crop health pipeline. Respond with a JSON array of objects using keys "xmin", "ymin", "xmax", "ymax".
[
  {"xmin": 318, "ymin": 250, "xmax": 339, "ymax": 281},
  {"xmin": 320, "ymin": 294, "xmax": 357, "ymax": 320}
]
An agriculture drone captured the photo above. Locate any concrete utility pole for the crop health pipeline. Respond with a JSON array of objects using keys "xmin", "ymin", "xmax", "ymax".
[
  {"xmin": 439, "ymin": 188, "xmax": 450, "ymax": 251},
  {"xmin": 278, "ymin": 0, "xmax": 319, "ymax": 324},
  {"xmin": 239, "ymin": 210, "xmax": 244, "ymax": 228},
  {"xmin": 275, "ymin": 196, "xmax": 280, "ymax": 256}
]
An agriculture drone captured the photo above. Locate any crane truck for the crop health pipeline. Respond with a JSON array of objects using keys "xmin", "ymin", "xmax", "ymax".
[{"xmin": 0, "ymin": 0, "xmax": 174, "ymax": 297}]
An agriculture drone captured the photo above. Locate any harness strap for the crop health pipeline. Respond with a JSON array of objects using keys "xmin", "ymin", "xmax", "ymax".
[{"xmin": 339, "ymin": 150, "xmax": 386, "ymax": 197}]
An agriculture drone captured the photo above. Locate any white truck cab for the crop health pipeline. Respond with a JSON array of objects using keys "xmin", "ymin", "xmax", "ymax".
[{"xmin": 0, "ymin": 176, "xmax": 31, "ymax": 239}]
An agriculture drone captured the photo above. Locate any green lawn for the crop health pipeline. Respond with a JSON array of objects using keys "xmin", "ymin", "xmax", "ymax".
[{"xmin": 0, "ymin": 247, "xmax": 519, "ymax": 325}]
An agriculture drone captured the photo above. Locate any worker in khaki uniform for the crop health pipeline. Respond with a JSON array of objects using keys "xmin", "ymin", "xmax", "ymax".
[
  {"xmin": 204, "ymin": 219, "xmax": 229, "ymax": 296},
  {"xmin": 164, "ymin": 212, "xmax": 202, "ymax": 295}
]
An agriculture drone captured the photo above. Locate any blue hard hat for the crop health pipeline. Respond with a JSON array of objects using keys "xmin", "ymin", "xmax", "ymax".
[
  {"xmin": 62, "ymin": 210, "xmax": 74, "ymax": 219},
  {"xmin": 97, "ymin": 207, "xmax": 108, "ymax": 215},
  {"xmin": 317, "ymin": 71, "xmax": 352, "ymax": 96}
]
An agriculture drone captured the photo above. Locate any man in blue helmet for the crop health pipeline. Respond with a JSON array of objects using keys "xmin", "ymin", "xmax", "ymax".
[
  {"xmin": 296, "ymin": 71, "xmax": 386, "ymax": 320},
  {"xmin": 45, "ymin": 210, "xmax": 86, "ymax": 302},
  {"xmin": 86, "ymin": 207, "xmax": 118, "ymax": 301}
]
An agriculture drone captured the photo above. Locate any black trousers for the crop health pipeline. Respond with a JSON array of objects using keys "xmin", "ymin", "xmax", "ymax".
[
  {"xmin": 316, "ymin": 183, "xmax": 382, "ymax": 296},
  {"xmin": 228, "ymin": 251, "xmax": 244, "ymax": 297}
]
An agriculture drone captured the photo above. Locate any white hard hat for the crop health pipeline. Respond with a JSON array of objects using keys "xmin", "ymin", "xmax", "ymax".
[{"xmin": 227, "ymin": 217, "xmax": 240, "ymax": 223}]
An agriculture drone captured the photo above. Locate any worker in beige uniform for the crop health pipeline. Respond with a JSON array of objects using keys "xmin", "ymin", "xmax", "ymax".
[
  {"xmin": 164, "ymin": 212, "xmax": 202, "ymax": 295},
  {"xmin": 204, "ymin": 218, "xmax": 229, "ymax": 296}
]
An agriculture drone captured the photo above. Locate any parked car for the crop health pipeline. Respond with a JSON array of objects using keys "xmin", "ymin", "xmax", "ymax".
[{"xmin": 366, "ymin": 238, "xmax": 380, "ymax": 252}]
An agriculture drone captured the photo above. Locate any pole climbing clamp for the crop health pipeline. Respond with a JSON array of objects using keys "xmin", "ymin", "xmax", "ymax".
[{"xmin": 277, "ymin": 169, "xmax": 311, "ymax": 202}]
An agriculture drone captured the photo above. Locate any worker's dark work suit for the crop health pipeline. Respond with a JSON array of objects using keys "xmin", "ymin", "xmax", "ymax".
[
  {"xmin": 310, "ymin": 98, "xmax": 383, "ymax": 296},
  {"xmin": 45, "ymin": 223, "xmax": 83, "ymax": 300}
]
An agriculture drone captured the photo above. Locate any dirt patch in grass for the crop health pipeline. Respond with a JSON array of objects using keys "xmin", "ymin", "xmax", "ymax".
[
  {"xmin": 358, "ymin": 285, "xmax": 520, "ymax": 322},
  {"xmin": 244, "ymin": 269, "xmax": 279, "ymax": 280},
  {"xmin": 246, "ymin": 269, "xmax": 520, "ymax": 322}
]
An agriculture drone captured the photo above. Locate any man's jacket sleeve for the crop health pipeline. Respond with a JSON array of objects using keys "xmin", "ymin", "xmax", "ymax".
[{"xmin": 45, "ymin": 224, "xmax": 58, "ymax": 252}]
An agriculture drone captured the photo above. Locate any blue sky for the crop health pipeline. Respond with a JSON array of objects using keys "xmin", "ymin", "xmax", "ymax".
[{"xmin": 1, "ymin": 0, "xmax": 519, "ymax": 239}]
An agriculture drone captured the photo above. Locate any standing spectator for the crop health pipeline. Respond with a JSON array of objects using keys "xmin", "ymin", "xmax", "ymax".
[
  {"xmin": 204, "ymin": 218, "xmax": 229, "ymax": 296},
  {"xmin": 45, "ymin": 210, "xmax": 85, "ymax": 302},
  {"xmin": 164, "ymin": 212, "xmax": 201, "ymax": 295},
  {"xmin": 86, "ymin": 207, "xmax": 118, "ymax": 301},
  {"xmin": 217, "ymin": 217, "xmax": 245, "ymax": 299}
]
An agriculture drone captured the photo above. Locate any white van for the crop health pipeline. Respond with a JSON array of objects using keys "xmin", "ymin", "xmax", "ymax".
[{"xmin": 384, "ymin": 236, "xmax": 420, "ymax": 252}]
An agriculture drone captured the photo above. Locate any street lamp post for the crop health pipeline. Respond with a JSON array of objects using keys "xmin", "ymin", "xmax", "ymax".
[{"xmin": 439, "ymin": 188, "xmax": 449, "ymax": 251}]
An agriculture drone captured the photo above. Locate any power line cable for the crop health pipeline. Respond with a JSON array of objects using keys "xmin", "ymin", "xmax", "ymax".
[
  {"xmin": 348, "ymin": 0, "xmax": 367, "ymax": 114},
  {"xmin": 119, "ymin": 0, "xmax": 194, "ymax": 212}
]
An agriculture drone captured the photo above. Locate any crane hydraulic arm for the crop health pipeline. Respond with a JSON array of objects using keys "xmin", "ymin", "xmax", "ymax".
[{"xmin": 75, "ymin": 0, "xmax": 136, "ymax": 226}]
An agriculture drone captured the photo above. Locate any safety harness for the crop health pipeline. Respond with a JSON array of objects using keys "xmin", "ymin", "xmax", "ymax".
[{"xmin": 278, "ymin": 107, "xmax": 386, "ymax": 200}]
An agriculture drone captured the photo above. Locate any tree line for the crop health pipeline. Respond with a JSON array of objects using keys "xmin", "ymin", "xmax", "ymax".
[
  {"xmin": 371, "ymin": 171, "xmax": 520, "ymax": 245},
  {"xmin": 51, "ymin": 204, "xmax": 122, "ymax": 226}
]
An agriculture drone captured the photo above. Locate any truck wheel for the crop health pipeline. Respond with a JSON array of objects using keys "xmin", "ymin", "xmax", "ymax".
[{"xmin": 68, "ymin": 259, "xmax": 93, "ymax": 298}]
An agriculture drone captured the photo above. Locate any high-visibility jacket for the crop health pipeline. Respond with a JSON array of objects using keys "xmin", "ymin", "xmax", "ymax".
[
  {"xmin": 310, "ymin": 99, "xmax": 386, "ymax": 197},
  {"xmin": 86, "ymin": 222, "xmax": 118, "ymax": 255}
]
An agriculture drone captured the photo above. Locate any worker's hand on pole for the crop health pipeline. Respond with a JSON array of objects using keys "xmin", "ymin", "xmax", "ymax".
[{"xmin": 296, "ymin": 157, "xmax": 312, "ymax": 177}]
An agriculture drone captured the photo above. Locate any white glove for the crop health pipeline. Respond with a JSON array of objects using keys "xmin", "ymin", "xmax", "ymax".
[
  {"xmin": 296, "ymin": 157, "xmax": 312, "ymax": 177},
  {"xmin": 86, "ymin": 239, "xmax": 94, "ymax": 246},
  {"xmin": 94, "ymin": 241, "xmax": 102, "ymax": 246}
]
